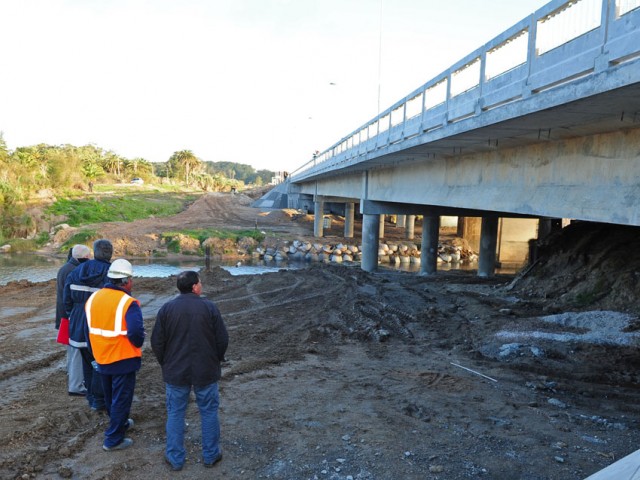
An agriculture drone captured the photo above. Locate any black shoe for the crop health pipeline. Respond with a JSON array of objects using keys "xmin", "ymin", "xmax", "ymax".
[
  {"xmin": 165, "ymin": 457, "xmax": 183, "ymax": 471},
  {"xmin": 68, "ymin": 391, "xmax": 86, "ymax": 397},
  {"xmin": 204, "ymin": 453, "xmax": 222, "ymax": 468}
]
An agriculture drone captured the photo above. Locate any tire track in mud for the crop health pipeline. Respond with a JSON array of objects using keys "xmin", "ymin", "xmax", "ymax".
[
  {"xmin": 201, "ymin": 194, "xmax": 251, "ymax": 225},
  {"xmin": 0, "ymin": 304, "xmax": 67, "ymax": 407},
  {"xmin": 0, "ymin": 355, "xmax": 65, "ymax": 407},
  {"xmin": 208, "ymin": 268, "xmax": 349, "ymax": 320},
  {"xmin": 213, "ymin": 276, "xmax": 308, "ymax": 308}
]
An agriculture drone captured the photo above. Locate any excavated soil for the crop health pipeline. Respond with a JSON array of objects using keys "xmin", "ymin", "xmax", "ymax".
[{"xmin": 1, "ymin": 193, "xmax": 640, "ymax": 480}]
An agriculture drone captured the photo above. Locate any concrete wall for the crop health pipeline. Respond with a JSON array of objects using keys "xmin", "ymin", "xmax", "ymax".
[
  {"xmin": 363, "ymin": 129, "xmax": 640, "ymax": 226},
  {"xmin": 296, "ymin": 172, "xmax": 363, "ymax": 198},
  {"xmin": 293, "ymin": 129, "xmax": 640, "ymax": 227},
  {"xmin": 497, "ymin": 218, "xmax": 538, "ymax": 264}
]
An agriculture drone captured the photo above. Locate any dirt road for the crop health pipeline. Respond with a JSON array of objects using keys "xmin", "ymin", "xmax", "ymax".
[{"xmin": 2, "ymin": 193, "xmax": 640, "ymax": 480}]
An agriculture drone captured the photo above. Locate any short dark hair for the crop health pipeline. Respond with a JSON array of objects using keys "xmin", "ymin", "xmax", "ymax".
[
  {"xmin": 177, "ymin": 270, "xmax": 200, "ymax": 294},
  {"xmin": 110, "ymin": 277, "xmax": 129, "ymax": 287},
  {"xmin": 93, "ymin": 239, "xmax": 113, "ymax": 262}
]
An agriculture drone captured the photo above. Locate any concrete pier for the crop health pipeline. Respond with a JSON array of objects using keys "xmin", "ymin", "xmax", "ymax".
[
  {"xmin": 362, "ymin": 214, "xmax": 380, "ymax": 272},
  {"xmin": 314, "ymin": 198, "xmax": 325, "ymax": 238},
  {"xmin": 420, "ymin": 215, "xmax": 440, "ymax": 276},
  {"xmin": 406, "ymin": 215, "xmax": 416, "ymax": 240},
  {"xmin": 344, "ymin": 202, "xmax": 355, "ymax": 238},
  {"xmin": 478, "ymin": 216, "xmax": 499, "ymax": 277}
]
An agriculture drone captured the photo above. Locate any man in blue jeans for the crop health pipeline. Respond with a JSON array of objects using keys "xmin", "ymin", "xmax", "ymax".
[{"xmin": 151, "ymin": 271, "xmax": 229, "ymax": 471}]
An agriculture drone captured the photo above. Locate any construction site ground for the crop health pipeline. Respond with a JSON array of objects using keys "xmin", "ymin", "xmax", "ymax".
[{"xmin": 2, "ymin": 191, "xmax": 640, "ymax": 480}]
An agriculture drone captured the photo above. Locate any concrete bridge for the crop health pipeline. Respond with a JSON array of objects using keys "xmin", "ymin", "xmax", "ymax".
[{"xmin": 274, "ymin": 0, "xmax": 640, "ymax": 277}]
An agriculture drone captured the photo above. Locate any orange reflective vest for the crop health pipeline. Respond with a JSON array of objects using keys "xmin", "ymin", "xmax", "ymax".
[{"xmin": 85, "ymin": 288, "xmax": 142, "ymax": 365}]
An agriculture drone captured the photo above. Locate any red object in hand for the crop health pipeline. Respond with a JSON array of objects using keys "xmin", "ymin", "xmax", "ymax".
[{"xmin": 57, "ymin": 318, "xmax": 70, "ymax": 345}]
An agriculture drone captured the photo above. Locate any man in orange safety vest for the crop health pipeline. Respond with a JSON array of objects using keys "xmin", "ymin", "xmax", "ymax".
[{"xmin": 85, "ymin": 258, "xmax": 145, "ymax": 451}]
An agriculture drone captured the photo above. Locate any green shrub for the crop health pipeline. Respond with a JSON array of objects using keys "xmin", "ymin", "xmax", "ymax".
[
  {"xmin": 164, "ymin": 228, "xmax": 265, "ymax": 244},
  {"xmin": 47, "ymin": 193, "xmax": 199, "ymax": 226},
  {"xmin": 35, "ymin": 232, "xmax": 50, "ymax": 247},
  {"xmin": 165, "ymin": 237, "xmax": 182, "ymax": 253},
  {"xmin": 7, "ymin": 238, "xmax": 37, "ymax": 252},
  {"xmin": 60, "ymin": 230, "xmax": 99, "ymax": 252}
]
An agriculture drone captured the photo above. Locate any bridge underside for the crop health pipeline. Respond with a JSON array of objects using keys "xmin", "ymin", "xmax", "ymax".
[
  {"xmin": 293, "ymin": 126, "xmax": 640, "ymax": 226},
  {"xmin": 286, "ymin": 57, "xmax": 640, "ymax": 275}
]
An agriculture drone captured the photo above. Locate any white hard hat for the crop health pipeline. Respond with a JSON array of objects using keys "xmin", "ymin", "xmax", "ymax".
[{"xmin": 108, "ymin": 258, "xmax": 134, "ymax": 279}]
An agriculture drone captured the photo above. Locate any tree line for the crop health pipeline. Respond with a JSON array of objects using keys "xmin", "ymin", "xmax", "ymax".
[{"xmin": 0, "ymin": 133, "xmax": 274, "ymax": 240}]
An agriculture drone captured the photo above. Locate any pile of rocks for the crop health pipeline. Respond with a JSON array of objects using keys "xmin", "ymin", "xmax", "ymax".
[
  {"xmin": 254, "ymin": 240, "xmax": 361, "ymax": 263},
  {"xmin": 251, "ymin": 239, "xmax": 479, "ymax": 266},
  {"xmin": 378, "ymin": 242, "xmax": 421, "ymax": 265},
  {"xmin": 437, "ymin": 243, "xmax": 479, "ymax": 264}
]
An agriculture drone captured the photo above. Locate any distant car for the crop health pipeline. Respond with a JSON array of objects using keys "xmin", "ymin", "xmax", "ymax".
[{"xmin": 131, "ymin": 178, "xmax": 144, "ymax": 185}]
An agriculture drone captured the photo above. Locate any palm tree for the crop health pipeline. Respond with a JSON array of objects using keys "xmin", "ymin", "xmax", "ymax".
[
  {"xmin": 168, "ymin": 150, "xmax": 202, "ymax": 186},
  {"xmin": 102, "ymin": 151, "xmax": 124, "ymax": 178}
]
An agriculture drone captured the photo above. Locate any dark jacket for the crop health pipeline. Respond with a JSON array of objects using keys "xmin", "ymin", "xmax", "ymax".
[
  {"xmin": 55, "ymin": 257, "xmax": 80, "ymax": 329},
  {"xmin": 151, "ymin": 293, "xmax": 228, "ymax": 387},
  {"xmin": 63, "ymin": 258, "xmax": 111, "ymax": 348}
]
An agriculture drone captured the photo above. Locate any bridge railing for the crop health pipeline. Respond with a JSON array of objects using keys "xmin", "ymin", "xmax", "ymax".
[{"xmin": 291, "ymin": 0, "xmax": 640, "ymax": 180}]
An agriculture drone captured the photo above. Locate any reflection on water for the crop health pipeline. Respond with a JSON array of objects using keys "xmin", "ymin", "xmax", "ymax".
[
  {"xmin": 0, "ymin": 254, "xmax": 66, "ymax": 285},
  {"xmin": 0, "ymin": 253, "xmax": 520, "ymax": 286},
  {"xmin": 0, "ymin": 254, "xmax": 300, "ymax": 285}
]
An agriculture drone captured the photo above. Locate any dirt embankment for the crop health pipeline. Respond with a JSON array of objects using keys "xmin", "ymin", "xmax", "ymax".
[
  {"xmin": 514, "ymin": 222, "xmax": 640, "ymax": 316},
  {"xmin": 1, "ymin": 196, "xmax": 640, "ymax": 480},
  {"xmin": 50, "ymin": 191, "xmax": 318, "ymax": 258}
]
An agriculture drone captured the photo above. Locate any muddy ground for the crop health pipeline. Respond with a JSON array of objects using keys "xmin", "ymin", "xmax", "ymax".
[{"xmin": 2, "ymin": 192, "xmax": 640, "ymax": 480}]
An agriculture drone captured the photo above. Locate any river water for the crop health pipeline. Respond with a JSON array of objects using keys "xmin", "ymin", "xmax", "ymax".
[
  {"xmin": 0, "ymin": 254, "xmax": 292, "ymax": 286},
  {"xmin": 0, "ymin": 253, "xmax": 519, "ymax": 286}
]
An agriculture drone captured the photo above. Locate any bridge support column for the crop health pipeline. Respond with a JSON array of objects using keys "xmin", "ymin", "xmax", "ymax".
[
  {"xmin": 362, "ymin": 214, "xmax": 380, "ymax": 272},
  {"xmin": 406, "ymin": 215, "xmax": 416, "ymax": 240},
  {"xmin": 396, "ymin": 215, "xmax": 406, "ymax": 228},
  {"xmin": 420, "ymin": 215, "xmax": 440, "ymax": 276},
  {"xmin": 344, "ymin": 203, "xmax": 355, "ymax": 238},
  {"xmin": 313, "ymin": 198, "xmax": 325, "ymax": 237},
  {"xmin": 478, "ymin": 216, "xmax": 499, "ymax": 278},
  {"xmin": 379, "ymin": 214, "xmax": 385, "ymax": 239},
  {"xmin": 538, "ymin": 218, "xmax": 562, "ymax": 240}
]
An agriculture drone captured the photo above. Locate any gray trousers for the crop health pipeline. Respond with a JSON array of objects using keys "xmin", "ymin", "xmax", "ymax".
[{"xmin": 67, "ymin": 345, "xmax": 86, "ymax": 394}]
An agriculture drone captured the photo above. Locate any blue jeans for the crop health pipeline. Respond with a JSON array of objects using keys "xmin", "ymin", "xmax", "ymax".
[
  {"xmin": 101, "ymin": 371, "xmax": 136, "ymax": 448},
  {"xmin": 165, "ymin": 382, "xmax": 221, "ymax": 468}
]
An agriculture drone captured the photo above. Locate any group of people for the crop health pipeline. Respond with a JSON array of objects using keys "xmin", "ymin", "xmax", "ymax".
[{"xmin": 55, "ymin": 239, "xmax": 229, "ymax": 470}]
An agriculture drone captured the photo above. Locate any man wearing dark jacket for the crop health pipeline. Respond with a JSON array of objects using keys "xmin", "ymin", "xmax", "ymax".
[
  {"xmin": 55, "ymin": 244, "xmax": 91, "ymax": 396},
  {"xmin": 63, "ymin": 238, "xmax": 113, "ymax": 411},
  {"xmin": 151, "ymin": 270, "xmax": 228, "ymax": 471}
]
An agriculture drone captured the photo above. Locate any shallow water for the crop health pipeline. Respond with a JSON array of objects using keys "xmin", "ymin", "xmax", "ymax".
[
  {"xmin": 0, "ymin": 253, "xmax": 520, "ymax": 286},
  {"xmin": 0, "ymin": 254, "xmax": 292, "ymax": 286}
]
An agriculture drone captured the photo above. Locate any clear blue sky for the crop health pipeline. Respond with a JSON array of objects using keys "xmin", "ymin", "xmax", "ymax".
[{"xmin": 0, "ymin": 0, "xmax": 548, "ymax": 172}]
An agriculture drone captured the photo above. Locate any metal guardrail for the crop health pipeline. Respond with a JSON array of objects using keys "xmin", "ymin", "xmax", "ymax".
[{"xmin": 290, "ymin": 0, "xmax": 640, "ymax": 180}]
